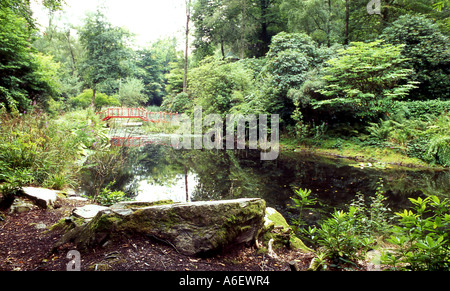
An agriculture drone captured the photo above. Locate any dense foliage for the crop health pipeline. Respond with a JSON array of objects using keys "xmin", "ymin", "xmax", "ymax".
[
  {"xmin": 289, "ymin": 181, "xmax": 450, "ymax": 270},
  {"xmin": 0, "ymin": 5, "xmax": 58, "ymax": 113},
  {"xmin": 0, "ymin": 108, "xmax": 109, "ymax": 197},
  {"xmin": 0, "ymin": 0, "xmax": 449, "ymax": 271}
]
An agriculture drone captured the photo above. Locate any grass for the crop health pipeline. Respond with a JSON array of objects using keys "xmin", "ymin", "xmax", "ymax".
[
  {"xmin": 280, "ymin": 136, "xmax": 435, "ymax": 169},
  {"xmin": 0, "ymin": 108, "xmax": 110, "ymax": 192}
]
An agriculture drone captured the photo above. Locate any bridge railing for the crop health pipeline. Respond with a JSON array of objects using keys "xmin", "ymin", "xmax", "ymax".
[
  {"xmin": 97, "ymin": 107, "xmax": 179, "ymax": 123},
  {"xmin": 111, "ymin": 137, "xmax": 143, "ymax": 147}
]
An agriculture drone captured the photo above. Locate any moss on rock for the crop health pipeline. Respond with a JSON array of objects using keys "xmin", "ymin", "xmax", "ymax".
[
  {"xmin": 259, "ymin": 207, "xmax": 312, "ymax": 253},
  {"xmin": 54, "ymin": 198, "xmax": 267, "ymax": 256}
]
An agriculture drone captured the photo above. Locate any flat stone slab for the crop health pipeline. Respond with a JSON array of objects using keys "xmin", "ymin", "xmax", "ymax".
[
  {"xmin": 110, "ymin": 200, "xmax": 174, "ymax": 211},
  {"xmin": 21, "ymin": 187, "xmax": 58, "ymax": 209},
  {"xmin": 58, "ymin": 198, "xmax": 267, "ymax": 256},
  {"xmin": 73, "ymin": 205, "xmax": 109, "ymax": 220}
]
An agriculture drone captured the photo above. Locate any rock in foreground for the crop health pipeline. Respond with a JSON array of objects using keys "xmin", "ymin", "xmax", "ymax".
[
  {"xmin": 21, "ymin": 187, "xmax": 57, "ymax": 209},
  {"xmin": 56, "ymin": 198, "xmax": 266, "ymax": 256}
]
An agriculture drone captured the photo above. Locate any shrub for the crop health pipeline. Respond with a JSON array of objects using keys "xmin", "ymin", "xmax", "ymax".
[
  {"xmin": 390, "ymin": 100, "xmax": 450, "ymax": 120},
  {"xmin": 85, "ymin": 182, "xmax": 130, "ymax": 206},
  {"xmin": 312, "ymin": 40, "xmax": 418, "ymax": 118},
  {"xmin": 315, "ymin": 208, "xmax": 373, "ymax": 261},
  {"xmin": 161, "ymin": 92, "xmax": 191, "ymax": 113},
  {"xmin": 69, "ymin": 89, "xmax": 120, "ymax": 111},
  {"xmin": 380, "ymin": 15, "xmax": 450, "ymax": 100},
  {"xmin": 382, "ymin": 196, "xmax": 450, "ymax": 271},
  {"xmin": 367, "ymin": 112, "xmax": 450, "ymax": 167},
  {"xmin": 258, "ymin": 33, "xmax": 331, "ymax": 123},
  {"xmin": 298, "ymin": 182, "xmax": 392, "ymax": 264},
  {"xmin": 0, "ymin": 109, "xmax": 109, "ymax": 191},
  {"xmin": 118, "ymin": 77, "xmax": 148, "ymax": 107},
  {"xmin": 188, "ymin": 57, "xmax": 253, "ymax": 117},
  {"xmin": 289, "ymin": 188, "xmax": 317, "ymax": 231}
]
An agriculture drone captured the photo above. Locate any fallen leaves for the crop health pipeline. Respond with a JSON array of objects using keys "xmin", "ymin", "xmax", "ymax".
[{"xmin": 1, "ymin": 197, "xmax": 313, "ymax": 271}]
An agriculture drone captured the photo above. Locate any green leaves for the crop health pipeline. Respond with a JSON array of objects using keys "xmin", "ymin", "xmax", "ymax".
[
  {"xmin": 385, "ymin": 195, "xmax": 450, "ymax": 271},
  {"xmin": 380, "ymin": 15, "xmax": 450, "ymax": 100},
  {"xmin": 313, "ymin": 40, "xmax": 418, "ymax": 118},
  {"xmin": 70, "ymin": 89, "xmax": 120, "ymax": 111},
  {"xmin": 188, "ymin": 57, "xmax": 253, "ymax": 117},
  {"xmin": 289, "ymin": 188, "xmax": 317, "ymax": 231},
  {"xmin": 416, "ymin": 235, "xmax": 447, "ymax": 251},
  {"xmin": 78, "ymin": 9, "xmax": 132, "ymax": 98},
  {"xmin": 0, "ymin": 6, "xmax": 57, "ymax": 112}
]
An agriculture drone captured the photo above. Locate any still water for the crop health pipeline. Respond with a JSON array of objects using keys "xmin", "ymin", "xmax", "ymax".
[{"xmin": 80, "ymin": 131, "xmax": 450, "ymax": 225}]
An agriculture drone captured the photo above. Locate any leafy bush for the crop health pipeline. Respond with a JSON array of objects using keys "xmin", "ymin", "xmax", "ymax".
[
  {"xmin": 313, "ymin": 40, "xmax": 418, "ymax": 118},
  {"xmin": 69, "ymin": 89, "xmax": 120, "ymax": 111},
  {"xmin": 367, "ymin": 112, "xmax": 450, "ymax": 167},
  {"xmin": 118, "ymin": 77, "xmax": 148, "ymax": 107},
  {"xmin": 188, "ymin": 57, "xmax": 253, "ymax": 116},
  {"xmin": 0, "ymin": 7, "xmax": 61, "ymax": 113},
  {"xmin": 257, "ymin": 32, "xmax": 333, "ymax": 123},
  {"xmin": 289, "ymin": 188, "xmax": 317, "ymax": 231},
  {"xmin": 313, "ymin": 185, "xmax": 391, "ymax": 262},
  {"xmin": 85, "ymin": 182, "xmax": 130, "ymax": 206},
  {"xmin": 161, "ymin": 92, "xmax": 192, "ymax": 113},
  {"xmin": 381, "ymin": 15, "xmax": 450, "ymax": 100},
  {"xmin": 390, "ymin": 100, "xmax": 450, "ymax": 120},
  {"xmin": 0, "ymin": 169, "xmax": 33, "ymax": 210},
  {"xmin": 315, "ymin": 208, "xmax": 373, "ymax": 261},
  {"xmin": 382, "ymin": 196, "xmax": 450, "ymax": 271},
  {"xmin": 295, "ymin": 182, "xmax": 392, "ymax": 264},
  {"xmin": 0, "ymin": 109, "xmax": 109, "ymax": 191}
]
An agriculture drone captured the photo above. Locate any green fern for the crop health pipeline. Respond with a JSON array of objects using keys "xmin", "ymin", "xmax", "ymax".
[{"xmin": 426, "ymin": 135, "xmax": 450, "ymax": 167}]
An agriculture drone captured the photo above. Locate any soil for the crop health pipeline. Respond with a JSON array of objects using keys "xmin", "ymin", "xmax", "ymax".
[{"xmin": 0, "ymin": 196, "xmax": 317, "ymax": 271}]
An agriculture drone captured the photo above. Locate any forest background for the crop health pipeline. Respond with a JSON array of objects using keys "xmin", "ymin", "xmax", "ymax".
[{"xmin": 0, "ymin": 0, "xmax": 450, "ymax": 169}]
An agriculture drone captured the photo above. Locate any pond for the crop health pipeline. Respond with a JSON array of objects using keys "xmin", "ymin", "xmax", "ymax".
[{"xmin": 79, "ymin": 129, "xmax": 450, "ymax": 226}]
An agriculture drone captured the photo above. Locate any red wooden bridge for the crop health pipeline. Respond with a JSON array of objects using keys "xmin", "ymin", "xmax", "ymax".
[{"xmin": 97, "ymin": 107, "xmax": 179, "ymax": 123}]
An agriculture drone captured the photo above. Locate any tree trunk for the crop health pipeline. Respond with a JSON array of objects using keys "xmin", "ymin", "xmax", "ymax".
[
  {"xmin": 185, "ymin": 166, "xmax": 189, "ymax": 202},
  {"xmin": 240, "ymin": 0, "xmax": 247, "ymax": 59},
  {"xmin": 221, "ymin": 37, "xmax": 225, "ymax": 60},
  {"xmin": 65, "ymin": 30, "xmax": 77, "ymax": 74},
  {"xmin": 183, "ymin": 0, "xmax": 191, "ymax": 93},
  {"xmin": 327, "ymin": 0, "xmax": 332, "ymax": 47},
  {"xmin": 259, "ymin": 0, "xmax": 270, "ymax": 57},
  {"xmin": 344, "ymin": 0, "xmax": 349, "ymax": 45}
]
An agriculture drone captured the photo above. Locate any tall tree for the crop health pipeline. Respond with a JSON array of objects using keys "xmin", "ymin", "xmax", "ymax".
[
  {"xmin": 280, "ymin": 0, "xmax": 344, "ymax": 46},
  {"xmin": 184, "ymin": 0, "xmax": 191, "ymax": 93},
  {"xmin": 192, "ymin": 0, "xmax": 285, "ymax": 60},
  {"xmin": 344, "ymin": 0, "xmax": 349, "ymax": 44},
  {"xmin": 78, "ymin": 9, "xmax": 132, "ymax": 107},
  {"xmin": 0, "ymin": 1, "xmax": 64, "ymax": 112}
]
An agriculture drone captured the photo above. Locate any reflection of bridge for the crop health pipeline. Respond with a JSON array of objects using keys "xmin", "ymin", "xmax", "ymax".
[
  {"xmin": 110, "ymin": 136, "xmax": 171, "ymax": 147},
  {"xmin": 97, "ymin": 107, "xmax": 179, "ymax": 123}
]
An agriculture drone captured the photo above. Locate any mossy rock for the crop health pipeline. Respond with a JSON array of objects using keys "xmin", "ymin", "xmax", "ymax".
[
  {"xmin": 259, "ymin": 207, "xmax": 312, "ymax": 253},
  {"xmin": 55, "ymin": 198, "xmax": 266, "ymax": 256},
  {"xmin": 110, "ymin": 200, "xmax": 174, "ymax": 210}
]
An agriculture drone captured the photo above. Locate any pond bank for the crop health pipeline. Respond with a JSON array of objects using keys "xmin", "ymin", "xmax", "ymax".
[{"xmin": 280, "ymin": 137, "xmax": 448, "ymax": 171}]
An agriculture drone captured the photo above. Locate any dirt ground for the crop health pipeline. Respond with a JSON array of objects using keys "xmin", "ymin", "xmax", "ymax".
[{"xmin": 0, "ymin": 197, "xmax": 316, "ymax": 271}]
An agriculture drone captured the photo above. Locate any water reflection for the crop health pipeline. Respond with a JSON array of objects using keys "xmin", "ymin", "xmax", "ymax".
[
  {"xmin": 79, "ymin": 138, "xmax": 450, "ymax": 225},
  {"xmin": 134, "ymin": 173, "xmax": 198, "ymax": 203}
]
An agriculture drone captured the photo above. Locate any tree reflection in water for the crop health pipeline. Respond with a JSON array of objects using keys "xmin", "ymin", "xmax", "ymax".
[{"xmin": 79, "ymin": 143, "xmax": 450, "ymax": 225}]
